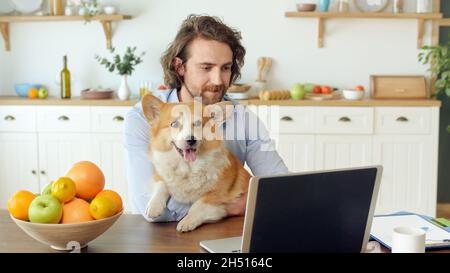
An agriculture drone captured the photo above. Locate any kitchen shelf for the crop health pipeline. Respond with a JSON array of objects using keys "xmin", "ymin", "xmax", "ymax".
[
  {"xmin": 437, "ymin": 18, "xmax": 450, "ymax": 27},
  {"xmin": 285, "ymin": 12, "xmax": 443, "ymax": 48},
  {"xmin": 0, "ymin": 14, "xmax": 132, "ymax": 51}
]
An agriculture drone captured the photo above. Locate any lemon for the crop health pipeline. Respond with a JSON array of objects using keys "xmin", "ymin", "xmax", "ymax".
[
  {"xmin": 51, "ymin": 177, "xmax": 76, "ymax": 203},
  {"xmin": 89, "ymin": 196, "xmax": 118, "ymax": 220}
]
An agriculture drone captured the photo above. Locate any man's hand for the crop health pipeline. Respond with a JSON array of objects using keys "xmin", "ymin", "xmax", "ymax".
[{"xmin": 226, "ymin": 192, "xmax": 247, "ymax": 216}]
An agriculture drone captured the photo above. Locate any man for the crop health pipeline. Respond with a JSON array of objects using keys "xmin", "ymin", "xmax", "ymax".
[{"xmin": 124, "ymin": 15, "xmax": 288, "ymax": 222}]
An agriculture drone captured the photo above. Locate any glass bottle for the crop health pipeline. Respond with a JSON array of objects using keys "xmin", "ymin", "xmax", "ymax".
[
  {"xmin": 60, "ymin": 55, "xmax": 71, "ymax": 99},
  {"xmin": 50, "ymin": 0, "xmax": 64, "ymax": 16},
  {"xmin": 417, "ymin": 0, "xmax": 432, "ymax": 13},
  {"xmin": 393, "ymin": 0, "xmax": 404, "ymax": 13},
  {"xmin": 338, "ymin": 0, "xmax": 350, "ymax": 13}
]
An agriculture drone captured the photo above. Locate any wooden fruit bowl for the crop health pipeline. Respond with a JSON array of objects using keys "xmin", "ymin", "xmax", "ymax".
[{"xmin": 10, "ymin": 210, "xmax": 123, "ymax": 251}]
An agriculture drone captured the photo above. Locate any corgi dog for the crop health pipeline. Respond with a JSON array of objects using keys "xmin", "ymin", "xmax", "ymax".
[{"xmin": 141, "ymin": 93, "xmax": 251, "ymax": 232}]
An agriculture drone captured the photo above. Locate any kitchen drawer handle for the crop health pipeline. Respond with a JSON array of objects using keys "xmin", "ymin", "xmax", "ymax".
[
  {"xmin": 40, "ymin": 170, "xmax": 46, "ymax": 175},
  {"xmin": 31, "ymin": 170, "xmax": 37, "ymax": 175},
  {"xmin": 113, "ymin": 116, "xmax": 124, "ymax": 122},
  {"xmin": 339, "ymin": 117, "xmax": 351, "ymax": 122},
  {"xmin": 396, "ymin": 116, "xmax": 409, "ymax": 122},
  {"xmin": 4, "ymin": 115, "xmax": 15, "ymax": 121},
  {"xmin": 281, "ymin": 116, "xmax": 293, "ymax": 122},
  {"xmin": 58, "ymin": 115, "xmax": 70, "ymax": 121}
]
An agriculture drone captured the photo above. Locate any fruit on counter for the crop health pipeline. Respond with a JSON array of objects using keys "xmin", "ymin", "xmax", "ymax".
[
  {"xmin": 313, "ymin": 85, "xmax": 322, "ymax": 94},
  {"xmin": 38, "ymin": 87, "xmax": 48, "ymax": 99},
  {"xmin": 7, "ymin": 190, "xmax": 37, "ymax": 221},
  {"xmin": 321, "ymin": 86, "xmax": 332, "ymax": 94},
  {"xmin": 303, "ymin": 83, "xmax": 316, "ymax": 93},
  {"xmin": 65, "ymin": 161, "xmax": 105, "ymax": 200},
  {"xmin": 8, "ymin": 161, "xmax": 124, "ymax": 224},
  {"xmin": 41, "ymin": 181, "xmax": 53, "ymax": 195},
  {"xmin": 28, "ymin": 195, "xmax": 63, "ymax": 224},
  {"xmin": 355, "ymin": 85, "xmax": 365, "ymax": 91},
  {"xmin": 96, "ymin": 190, "xmax": 123, "ymax": 212},
  {"xmin": 51, "ymin": 177, "xmax": 76, "ymax": 203},
  {"xmin": 158, "ymin": 85, "xmax": 170, "ymax": 90},
  {"xmin": 290, "ymin": 83, "xmax": 306, "ymax": 100},
  {"xmin": 61, "ymin": 198, "xmax": 94, "ymax": 224},
  {"xmin": 259, "ymin": 90, "xmax": 291, "ymax": 100},
  {"xmin": 89, "ymin": 195, "xmax": 118, "ymax": 220},
  {"xmin": 28, "ymin": 88, "xmax": 39, "ymax": 99}
]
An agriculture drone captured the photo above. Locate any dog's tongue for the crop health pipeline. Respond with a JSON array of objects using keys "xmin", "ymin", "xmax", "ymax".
[{"xmin": 183, "ymin": 149, "xmax": 197, "ymax": 162}]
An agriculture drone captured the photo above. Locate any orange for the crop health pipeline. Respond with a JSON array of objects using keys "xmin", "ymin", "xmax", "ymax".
[
  {"xmin": 61, "ymin": 198, "xmax": 94, "ymax": 224},
  {"xmin": 65, "ymin": 161, "xmax": 105, "ymax": 200},
  {"xmin": 7, "ymin": 190, "xmax": 37, "ymax": 221},
  {"xmin": 89, "ymin": 195, "xmax": 117, "ymax": 220},
  {"xmin": 28, "ymin": 88, "xmax": 39, "ymax": 99},
  {"xmin": 51, "ymin": 177, "xmax": 77, "ymax": 203},
  {"xmin": 96, "ymin": 190, "xmax": 123, "ymax": 213}
]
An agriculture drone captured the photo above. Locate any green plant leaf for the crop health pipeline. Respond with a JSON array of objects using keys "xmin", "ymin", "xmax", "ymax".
[{"xmin": 447, "ymin": 125, "xmax": 450, "ymax": 133}]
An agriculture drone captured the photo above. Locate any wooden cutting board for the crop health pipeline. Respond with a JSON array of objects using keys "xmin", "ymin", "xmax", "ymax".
[{"xmin": 305, "ymin": 91, "xmax": 341, "ymax": 101}]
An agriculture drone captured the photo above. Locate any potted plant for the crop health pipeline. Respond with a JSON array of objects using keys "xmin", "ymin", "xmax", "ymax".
[
  {"xmin": 419, "ymin": 40, "xmax": 450, "ymax": 132},
  {"xmin": 95, "ymin": 47, "xmax": 145, "ymax": 100}
]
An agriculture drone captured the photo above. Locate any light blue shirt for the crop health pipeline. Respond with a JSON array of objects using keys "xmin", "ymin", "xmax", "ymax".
[{"xmin": 123, "ymin": 89, "xmax": 289, "ymax": 222}]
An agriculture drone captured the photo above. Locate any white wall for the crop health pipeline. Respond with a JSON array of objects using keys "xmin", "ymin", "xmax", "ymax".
[{"xmin": 0, "ymin": 0, "xmax": 433, "ymax": 97}]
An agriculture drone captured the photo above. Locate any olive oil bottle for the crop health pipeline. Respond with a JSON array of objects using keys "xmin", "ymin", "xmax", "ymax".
[{"xmin": 60, "ymin": 55, "xmax": 71, "ymax": 99}]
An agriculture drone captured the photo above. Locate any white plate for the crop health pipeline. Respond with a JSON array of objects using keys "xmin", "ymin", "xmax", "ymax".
[
  {"xmin": 227, "ymin": 92, "xmax": 249, "ymax": 100},
  {"xmin": 11, "ymin": 0, "xmax": 42, "ymax": 14},
  {"xmin": 0, "ymin": 0, "xmax": 15, "ymax": 15}
]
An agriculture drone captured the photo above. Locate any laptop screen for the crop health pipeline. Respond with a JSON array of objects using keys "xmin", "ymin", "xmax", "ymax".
[{"xmin": 249, "ymin": 168, "xmax": 378, "ymax": 253}]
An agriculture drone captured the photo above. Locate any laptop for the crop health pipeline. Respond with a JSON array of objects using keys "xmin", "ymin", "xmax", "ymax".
[{"xmin": 200, "ymin": 166, "xmax": 383, "ymax": 253}]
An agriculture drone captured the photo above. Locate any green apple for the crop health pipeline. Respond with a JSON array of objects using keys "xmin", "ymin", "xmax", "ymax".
[
  {"xmin": 28, "ymin": 195, "xmax": 62, "ymax": 224},
  {"xmin": 38, "ymin": 87, "xmax": 48, "ymax": 99},
  {"xmin": 290, "ymin": 83, "xmax": 306, "ymax": 100},
  {"xmin": 303, "ymin": 83, "xmax": 316, "ymax": 93},
  {"xmin": 41, "ymin": 181, "xmax": 54, "ymax": 195}
]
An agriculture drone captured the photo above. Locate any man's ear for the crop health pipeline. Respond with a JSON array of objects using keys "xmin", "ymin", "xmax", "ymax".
[
  {"xmin": 204, "ymin": 101, "xmax": 233, "ymax": 125},
  {"xmin": 142, "ymin": 93, "xmax": 164, "ymax": 124},
  {"xmin": 173, "ymin": 57, "xmax": 185, "ymax": 77}
]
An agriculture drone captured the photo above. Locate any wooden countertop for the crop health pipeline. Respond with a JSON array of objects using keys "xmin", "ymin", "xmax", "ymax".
[
  {"xmin": 0, "ymin": 96, "xmax": 139, "ymax": 106},
  {"xmin": 0, "ymin": 96, "xmax": 442, "ymax": 107}
]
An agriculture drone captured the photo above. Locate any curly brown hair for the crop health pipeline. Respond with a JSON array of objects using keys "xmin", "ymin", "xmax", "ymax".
[{"xmin": 161, "ymin": 15, "xmax": 246, "ymax": 90}]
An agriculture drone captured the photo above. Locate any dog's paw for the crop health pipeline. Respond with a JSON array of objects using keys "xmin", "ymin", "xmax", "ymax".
[
  {"xmin": 176, "ymin": 216, "xmax": 201, "ymax": 232},
  {"xmin": 145, "ymin": 199, "xmax": 166, "ymax": 218}
]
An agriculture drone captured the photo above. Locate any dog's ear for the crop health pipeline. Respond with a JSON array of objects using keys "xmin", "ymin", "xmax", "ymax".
[
  {"xmin": 142, "ymin": 93, "xmax": 164, "ymax": 124},
  {"xmin": 204, "ymin": 101, "xmax": 233, "ymax": 125}
]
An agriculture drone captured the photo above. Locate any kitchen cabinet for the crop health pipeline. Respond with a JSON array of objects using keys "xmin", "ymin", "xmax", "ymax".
[
  {"xmin": 0, "ymin": 101, "xmax": 441, "ymax": 217},
  {"xmin": 37, "ymin": 133, "xmax": 92, "ymax": 190},
  {"xmin": 0, "ymin": 133, "xmax": 39, "ymax": 207},
  {"xmin": 251, "ymin": 105, "xmax": 440, "ymax": 217},
  {"xmin": 91, "ymin": 133, "xmax": 129, "ymax": 213},
  {"xmin": 272, "ymin": 134, "xmax": 315, "ymax": 172},
  {"xmin": 373, "ymin": 135, "xmax": 435, "ymax": 215},
  {"xmin": 0, "ymin": 105, "xmax": 131, "ymax": 212},
  {"xmin": 315, "ymin": 135, "xmax": 372, "ymax": 170}
]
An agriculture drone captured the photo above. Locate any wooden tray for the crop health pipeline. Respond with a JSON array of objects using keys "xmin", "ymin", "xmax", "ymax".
[
  {"xmin": 305, "ymin": 91, "xmax": 341, "ymax": 101},
  {"xmin": 81, "ymin": 89, "xmax": 114, "ymax": 100}
]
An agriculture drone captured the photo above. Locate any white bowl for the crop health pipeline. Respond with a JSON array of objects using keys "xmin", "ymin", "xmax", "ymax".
[
  {"xmin": 342, "ymin": 89, "xmax": 365, "ymax": 100},
  {"xmin": 103, "ymin": 6, "xmax": 116, "ymax": 15}
]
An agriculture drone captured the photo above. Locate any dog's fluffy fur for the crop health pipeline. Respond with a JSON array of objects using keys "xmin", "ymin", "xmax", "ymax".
[{"xmin": 142, "ymin": 94, "xmax": 250, "ymax": 232}]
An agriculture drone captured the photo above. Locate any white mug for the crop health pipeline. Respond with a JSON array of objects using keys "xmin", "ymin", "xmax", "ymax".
[{"xmin": 391, "ymin": 226, "xmax": 426, "ymax": 253}]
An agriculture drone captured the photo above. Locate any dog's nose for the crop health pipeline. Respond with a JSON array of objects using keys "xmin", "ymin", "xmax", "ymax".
[{"xmin": 186, "ymin": 136, "xmax": 197, "ymax": 147}]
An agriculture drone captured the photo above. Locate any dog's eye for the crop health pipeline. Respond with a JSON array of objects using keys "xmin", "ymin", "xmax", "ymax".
[
  {"xmin": 170, "ymin": 120, "xmax": 180, "ymax": 128},
  {"xmin": 193, "ymin": 120, "xmax": 202, "ymax": 127}
]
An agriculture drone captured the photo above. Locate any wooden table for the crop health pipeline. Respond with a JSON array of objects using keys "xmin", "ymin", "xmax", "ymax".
[
  {"xmin": 1, "ymin": 210, "xmax": 448, "ymax": 253},
  {"xmin": 0, "ymin": 210, "xmax": 243, "ymax": 253}
]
